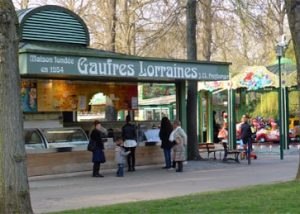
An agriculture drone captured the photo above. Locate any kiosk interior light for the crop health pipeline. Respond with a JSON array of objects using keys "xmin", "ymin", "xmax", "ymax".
[{"xmin": 46, "ymin": 130, "xmax": 76, "ymax": 134}]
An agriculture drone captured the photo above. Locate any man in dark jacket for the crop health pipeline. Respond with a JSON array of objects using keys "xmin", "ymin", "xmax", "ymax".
[
  {"xmin": 122, "ymin": 115, "xmax": 137, "ymax": 171},
  {"xmin": 240, "ymin": 115, "xmax": 252, "ymax": 146}
]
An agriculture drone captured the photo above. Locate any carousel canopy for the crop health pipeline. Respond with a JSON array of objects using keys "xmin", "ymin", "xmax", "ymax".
[
  {"xmin": 231, "ymin": 66, "xmax": 279, "ymax": 90},
  {"xmin": 198, "ymin": 64, "xmax": 298, "ymax": 92}
]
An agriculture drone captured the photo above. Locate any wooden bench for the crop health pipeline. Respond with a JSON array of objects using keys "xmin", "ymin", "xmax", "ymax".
[
  {"xmin": 222, "ymin": 142, "xmax": 240, "ymax": 163},
  {"xmin": 199, "ymin": 143, "xmax": 223, "ymax": 160}
]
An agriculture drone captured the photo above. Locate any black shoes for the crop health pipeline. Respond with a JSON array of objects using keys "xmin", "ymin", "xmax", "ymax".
[
  {"xmin": 92, "ymin": 174, "xmax": 104, "ymax": 177},
  {"xmin": 128, "ymin": 167, "xmax": 136, "ymax": 172}
]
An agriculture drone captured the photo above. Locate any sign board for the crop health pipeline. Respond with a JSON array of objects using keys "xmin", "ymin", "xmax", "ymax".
[{"xmin": 20, "ymin": 53, "xmax": 229, "ymax": 81}]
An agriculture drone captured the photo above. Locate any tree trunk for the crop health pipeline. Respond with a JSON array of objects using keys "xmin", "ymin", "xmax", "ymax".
[
  {"xmin": 108, "ymin": 0, "xmax": 117, "ymax": 52},
  {"xmin": 0, "ymin": 1, "xmax": 33, "ymax": 213},
  {"xmin": 200, "ymin": 0, "xmax": 212, "ymax": 61},
  {"xmin": 121, "ymin": 0, "xmax": 132, "ymax": 54},
  {"xmin": 285, "ymin": 0, "xmax": 300, "ymax": 180},
  {"xmin": 186, "ymin": 0, "xmax": 201, "ymax": 160}
]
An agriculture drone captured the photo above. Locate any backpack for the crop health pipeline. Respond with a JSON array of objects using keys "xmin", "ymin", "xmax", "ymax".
[{"xmin": 87, "ymin": 140, "xmax": 96, "ymax": 152}]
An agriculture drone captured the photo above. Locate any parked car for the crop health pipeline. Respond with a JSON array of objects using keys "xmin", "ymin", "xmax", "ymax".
[{"xmin": 24, "ymin": 127, "xmax": 89, "ymax": 151}]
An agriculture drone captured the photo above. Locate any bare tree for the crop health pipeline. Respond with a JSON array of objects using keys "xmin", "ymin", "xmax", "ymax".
[
  {"xmin": 14, "ymin": 0, "xmax": 29, "ymax": 9},
  {"xmin": 186, "ymin": 0, "xmax": 202, "ymax": 160},
  {"xmin": 0, "ymin": 0, "xmax": 33, "ymax": 213},
  {"xmin": 107, "ymin": 0, "xmax": 117, "ymax": 52},
  {"xmin": 199, "ymin": 0, "xmax": 213, "ymax": 61},
  {"xmin": 285, "ymin": 0, "xmax": 300, "ymax": 180}
]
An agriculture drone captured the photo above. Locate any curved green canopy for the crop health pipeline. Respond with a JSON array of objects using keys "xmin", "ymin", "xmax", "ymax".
[
  {"xmin": 271, "ymin": 57, "xmax": 294, "ymax": 65},
  {"xmin": 267, "ymin": 57, "xmax": 296, "ymax": 75}
]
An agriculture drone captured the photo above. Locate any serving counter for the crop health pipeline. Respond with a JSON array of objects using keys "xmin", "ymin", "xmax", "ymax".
[
  {"xmin": 26, "ymin": 145, "xmax": 164, "ymax": 176},
  {"xmin": 25, "ymin": 120, "xmax": 164, "ymax": 176}
]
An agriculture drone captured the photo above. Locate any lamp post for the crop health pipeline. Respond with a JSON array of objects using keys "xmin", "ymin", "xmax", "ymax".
[{"xmin": 276, "ymin": 44, "xmax": 284, "ymax": 160}]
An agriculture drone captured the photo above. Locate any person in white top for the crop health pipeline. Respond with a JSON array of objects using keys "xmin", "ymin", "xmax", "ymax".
[
  {"xmin": 169, "ymin": 120, "xmax": 187, "ymax": 172},
  {"xmin": 122, "ymin": 115, "xmax": 137, "ymax": 171}
]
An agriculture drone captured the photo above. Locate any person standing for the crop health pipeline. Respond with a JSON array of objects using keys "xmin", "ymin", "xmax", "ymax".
[
  {"xmin": 169, "ymin": 120, "xmax": 187, "ymax": 172},
  {"xmin": 240, "ymin": 114, "xmax": 253, "ymax": 160},
  {"xmin": 213, "ymin": 111, "xmax": 220, "ymax": 143},
  {"xmin": 90, "ymin": 120, "xmax": 107, "ymax": 177},
  {"xmin": 122, "ymin": 115, "xmax": 137, "ymax": 171},
  {"xmin": 240, "ymin": 114, "xmax": 252, "ymax": 145},
  {"xmin": 159, "ymin": 117, "xmax": 173, "ymax": 169},
  {"xmin": 115, "ymin": 137, "xmax": 130, "ymax": 177}
]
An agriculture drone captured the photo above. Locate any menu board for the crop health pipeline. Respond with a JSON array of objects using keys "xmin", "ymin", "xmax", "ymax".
[{"xmin": 144, "ymin": 129, "xmax": 161, "ymax": 142}]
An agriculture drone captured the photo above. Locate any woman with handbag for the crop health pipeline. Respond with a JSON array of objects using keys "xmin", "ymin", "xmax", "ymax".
[
  {"xmin": 169, "ymin": 120, "xmax": 187, "ymax": 172},
  {"xmin": 90, "ymin": 120, "xmax": 107, "ymax": 177}
]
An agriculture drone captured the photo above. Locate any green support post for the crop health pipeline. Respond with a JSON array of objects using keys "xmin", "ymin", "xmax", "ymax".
[
  {"xmin": 197, "ymin": 92, "xmax": 203, "ymax": 143},
  {"xmin": 169, "ymin": 104, "xmax": 174, "ymax": 121},
  {"xmin": 240, "ymin": 88, "xmax": 247, "ymax": 119},
  {"xmin": 284, "ymin": 87, "xmax": 289, "ymax": 149},
  {"xmin": 278, "ymin": 56, "xmax": 284, "ymax": 160},
  {"xmin": 207, "ymin": 91, "xmax": 213, "ymax": 143},
  {"xmin": 228, "ymin": 89, "xmax": 236, "ymax": 149},
  {"xmin": 176, "ymin": 81, "xmax": 187, "ymax": 131}
]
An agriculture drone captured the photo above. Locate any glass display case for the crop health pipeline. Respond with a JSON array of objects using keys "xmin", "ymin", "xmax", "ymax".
[
  {"xmin": 24, "ymin": 127, "xmax": 89, "ymax": 151},
  {"xmin": 24, "ymin": 128, "xmax": 46, "ymax": 150},
  {"xmin": 40, "ymin": 127, "xmax": 88, "ymax": 148}
]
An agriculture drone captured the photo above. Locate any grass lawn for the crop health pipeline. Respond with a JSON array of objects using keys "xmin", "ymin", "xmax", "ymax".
[{"xmin": 50, "ymin": 181, "xmax": 300, "ymax": 214}]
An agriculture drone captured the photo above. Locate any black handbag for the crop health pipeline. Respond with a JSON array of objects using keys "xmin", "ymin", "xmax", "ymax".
[{"xmin": 87, "ymin": 140, "xmax": 96, "ymax": 152}]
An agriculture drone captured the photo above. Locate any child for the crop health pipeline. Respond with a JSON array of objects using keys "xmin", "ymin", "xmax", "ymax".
[{"xmin": 115, "ymin": 137, "xmax": 130, "ymax": 177}]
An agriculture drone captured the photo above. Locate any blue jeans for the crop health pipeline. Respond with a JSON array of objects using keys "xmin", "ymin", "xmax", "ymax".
[
  {"xmin": 116, "ymin": 163, "xmax": 124, "ymax": 177},
  {"xmin": 163, "ymin": 148, "xmax": 171, "ymax": 168}
]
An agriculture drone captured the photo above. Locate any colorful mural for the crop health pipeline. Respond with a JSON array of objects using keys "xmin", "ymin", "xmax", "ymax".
[
  {"xmin": 21, "ymin": 80, "xmax": 37, "ymax": 112},
  {"xmin": 142, "ymin": 84, "xmax": 175, "ymax": 99},
  {"xmin": 36, "ymin": 80, "xmax": 137, "ymax": 112}
]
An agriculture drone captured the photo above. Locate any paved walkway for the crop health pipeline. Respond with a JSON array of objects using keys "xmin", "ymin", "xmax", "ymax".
[{"xmin": 29, "ymin": 152, "xmax": 299, "ymax": 213}]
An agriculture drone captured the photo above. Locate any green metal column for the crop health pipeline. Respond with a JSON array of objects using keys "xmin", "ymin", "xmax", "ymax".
[
  {"xmin": 169, "ymin": 104, "xmax": 174, "ymax": 121},
  {"xmin": 240, "ymin": 88, "xmax": 247, "ymax": 119},
  {"xmin": 176, "ymin": 81, "xmax": 187, "ymax": 131},
  {"xmin": 228, "ymin": 89, "xmax": 236, "ymax": 149},
  {"xmin": 278, "ymin": 56, "xmax": 284, "ymax": 160},
  {"xmin": 284, "ymin": 87, "xmax": 289, "ymax": 149},
  {"xmin": 207, "ymin": 91, "xmax": 213, "ymax": 143},
  {"xmin": 198, "ymin": 91, "xmax": 203, "ymax": 143}
]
